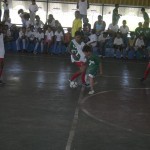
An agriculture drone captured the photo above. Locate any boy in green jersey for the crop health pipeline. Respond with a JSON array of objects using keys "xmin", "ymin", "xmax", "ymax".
[{"xmin": 82, "ymin": 45, "xmax": 103, "ymax": 94}]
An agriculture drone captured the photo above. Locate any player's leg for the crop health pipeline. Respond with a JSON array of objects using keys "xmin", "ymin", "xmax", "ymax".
[
  {"xmin": 88, "ymin": 75, "xmax": 95, "ymax": 94},
  {"xmin": 141, "ymin": 62, "xmax": 150, "ymax": 81}
]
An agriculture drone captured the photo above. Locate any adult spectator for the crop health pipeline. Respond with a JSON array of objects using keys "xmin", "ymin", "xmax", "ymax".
[
  {"xmin": 29, "ymin": 0, "xmax": 38, "ymax": 25},
  {"xmin": 18, "ymin": 9, "xmax": 27, "ymax": 27},
  {"xmin": 108, "ymin": 20, "xmax": 119, "ymax": 37},
  {"xmin": 141, "ymin": 7, "xmax": 149, "ymax": 27},
  {"xmin": 135, "ymin": 22, "xmax": 144, "ymax": 38},
  {"xmin": 77, "ymin": 0, "xmax": 89, "ymax": 23},
  {"xmin": 2, "ymin": 0, "xmax": 9, "ymax": 22},
  {"xmin": 34, "ymin": 15, "xmax": 44, "ymax": 31},
  {"xmin": 0, "ymin": 0, "xmax": 2, "ymax": 22},
  {"xmin": 71, "ymin": 11, "xmax": 82, "ymax": 38},
  {"xmin": 112, "ymin": 4, "xmax": 122, "ymax": 25},
  {"xmin": 45, "ymin": 14, "xmax": 55, "ymax": 29},
  {"xmin": 93, "ymin": 15, "xmax": 106, "ymax": 35}
]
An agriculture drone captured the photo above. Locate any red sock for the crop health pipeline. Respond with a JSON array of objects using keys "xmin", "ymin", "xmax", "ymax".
[
  {"xmin": 71, "ymin": 72, "xmax": 81, "ymax": 81},
  {"xmin": 144, "ymin": 69, "xmax": 150, "ymax": 79},
  {"xmin": 81, "ymin": 71, "xmax": 86, "ymax": 84}
]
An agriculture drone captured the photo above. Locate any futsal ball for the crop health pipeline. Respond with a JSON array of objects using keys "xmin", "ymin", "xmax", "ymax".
[{"xmin": 70, "ymin": 81, "xmax": 78, "ymax": 88}]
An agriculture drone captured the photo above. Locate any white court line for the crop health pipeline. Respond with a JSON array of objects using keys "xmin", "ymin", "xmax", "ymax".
[
  {"xmin": 80, "ymin": 88, "xmax": 150, "ymax": 137},
  {"xmin": 65, "ymin": 87, "xmax": 85, "ymax": 150}
]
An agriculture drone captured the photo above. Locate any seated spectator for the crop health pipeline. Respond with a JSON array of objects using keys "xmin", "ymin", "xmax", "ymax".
[
  {"xmin": 127, "ymin": 32, "xmax": 136, "ymax": 51},
  {"xmin": 54, "ymin": 20, "xmax": 63, "ymax": 33},
  {"xmin": 64, "ymin": 27, "xmax": 72, "ymax": 47},
  {"xmin": 108, "ymin": 20, "xmax": 119, "ymax": 37},
  {"xmin": 34, "ymin": 15, "xmax": 44, "ymax": 31},
  {"xmin": 135, "ymin": 22, "xmax": 144, "ymax": 38},
  {"xmin": 113, "ymin": 32, "xmax": 124, "ymax": 56},
  {"xmin": 33, "ymin": 27, "xmax": 44, "ymax": 54},
  {"xmin": 93, "ymin": 15, "xmax": 106, "ymax": 35},
  {"xmin": 53, "ymin": 26, "xmax": 64, "ymax": 54},
  {"xmin": 98, "ymin": 31, "xmax": 109, "ymax": 57},
  {"xmin": 16, "ymin": 27, "xmax": 27, "ymax": 52},
  {"xmin": 83, "ymin": 17, "xmax": 91, "ymax": 32},
  {"xmin": 119, "ymin": 20, "xmax": 129, "ymax": 48},
  {"xmin": 45, "ymin": 26, "xmax": 54, "ymax": 54},
  {"xmin": 4, "ymin": 18, "xmax": 12, "ymax": 29},
  {"xmin": 86, "ymin": 29, "xmax": 98, "ymax": 54},
  {"xmin": 3, "ymin": 24, "xmax": 12, "ymax": 42},
  {"xmin": 45, "ymin": 14, "xmax": 55, "ymax": 29}
]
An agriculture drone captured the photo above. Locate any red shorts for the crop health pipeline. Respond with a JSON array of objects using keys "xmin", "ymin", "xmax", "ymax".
[
  {"xmin": 75, "ymin": 61, "xmax": 86, "ymax": 67},
  {"xmin": 0, "ymin": 58, "xmax": 4, "ymax": 63}
]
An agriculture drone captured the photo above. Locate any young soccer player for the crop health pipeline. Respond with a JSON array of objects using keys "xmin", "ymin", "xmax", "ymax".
[
  {"xmin": 68, "ymin": 31, "xmax": 87, "ymax": 86},
  {"xmin": 0, "ymin": 24, "xmax": 5, "ymax": 84},
  {"xmin": 82, "ymin": 45, "xmax": 103, "ymax": 94}
]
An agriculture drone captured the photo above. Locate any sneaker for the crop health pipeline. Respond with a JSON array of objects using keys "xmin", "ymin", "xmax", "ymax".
[
  {"xmin": 88, "ymin": 90, "xmax": 95, "ymax": 95},
  {"xmin": 140, "ymin": 78, "xmax": 145, "ymax": 82}
]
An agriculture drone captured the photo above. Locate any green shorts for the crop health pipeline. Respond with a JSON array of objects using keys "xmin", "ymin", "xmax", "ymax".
[{"xmin": 87, "ymin": 68, "xmax": 98, "ymax": 78}]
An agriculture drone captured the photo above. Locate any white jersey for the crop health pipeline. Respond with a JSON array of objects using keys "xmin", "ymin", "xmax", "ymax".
[
  {"xmin": 55, "ymin": 31, "xmax": 63, "ymax": 41},
  {"xmin": 78, "ymin": 0, "xmax": 88, "ymax": 15},
  {"xmin": 70, "ymin": 39, "xmax": 86, "ymax": 63},
  {"xmin": 0, "ymin": 33, "xmax": 5, "ymax": 58}
]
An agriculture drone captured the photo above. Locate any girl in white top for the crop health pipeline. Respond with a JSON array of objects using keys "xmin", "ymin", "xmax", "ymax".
[
  {"xmin": 34, "ymin": 28, "xmax": 44, "ymax": 54},
  {"xmin": 29, "ymin": 0, "xmax": 38, "ymax": 25},
  {"xmin": 53, "ymin": 27, "xmax": 64, "ymax": 54},
  {"xmin": 45, "ymin": 26, "xmax": 54, "ymax": 53},
  {"xmin": 0, "ymin": 24, "xmax": 5, "ymax": 84}
]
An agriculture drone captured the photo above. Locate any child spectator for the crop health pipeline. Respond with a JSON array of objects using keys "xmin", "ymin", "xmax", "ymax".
[
  {"xmin": 113, "ymin": 32, "xmax": 124, "ymax": 57},
  {"xmin": 86, "ymin": 29, "xmax": 98, "ymax": 55},
  {"xmin": 98, "ymin": 31, "xmax": 109, "ymax": 57},
  {"xmin": 33, "ymin": 27, "xmax": 44, "ymax": 54},
  {"xmin": 34, "ymin": 15, "xmax": 44, "ymax": 32},
  {"xmin": 45, "ymin": 26, "xmax": 54, "ymax": 54},
  {"xmin": 53, "ymin": 26, "xmax": 64, "ymax": 54},
  {"xmin": 82, "ymin": 45, "xmax": 103, "ymax": 94},
  {"xmin": 16, "ymin": 27, "xmax": 27, "ymax": 52},
  {"xmin": 64, "ymin": 27, "xmax": 72, "ymax": 47}
]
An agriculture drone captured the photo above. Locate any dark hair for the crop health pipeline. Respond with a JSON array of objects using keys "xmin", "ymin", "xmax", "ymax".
[
  {"xmin": 82, "ymin": 45, "xmax": 92, "ymax": 52},
  {"xmin": 141, "ymin": 7, "xmax": 145, "ymax": 11},
  {"xmin": 75, "ymin": 31, "xmax": 82, "ymax": 37}
]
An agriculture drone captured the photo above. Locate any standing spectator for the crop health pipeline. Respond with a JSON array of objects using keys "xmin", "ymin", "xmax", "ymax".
[
  {"xmin": 29, "ymin": 0, "xmax": 38, "ymax": 25},
  {"xmin": 2, "ymin": 0, "xmax": 9, "ymax": 22},
  {"xmin": 77, "ymin": 0, "xmax": 89, "ymax": 23},
  {"xmin": 112, "ymin": 4, "xmax": 122, "ymax": 25},
  {"xmin": 71, "ymin": 11, "xmax": 82, "ymax": 38},
  {"xmin": 93, "ymin": 15, "xmax": 106, "ymax": 36},
  {"xmin": 18, "ymin": 9, "xmax": 27, "ymax": 27},
  {"xmin": 120, "ymin": 20, "xmax": 129, "ymax": 48},
  {"xmin": 141, "ymin": 7, "xmax": 149, "ymax": 28}
]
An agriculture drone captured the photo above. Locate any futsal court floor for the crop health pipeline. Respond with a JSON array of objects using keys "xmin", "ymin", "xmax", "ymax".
[{"xmin": 0, "ymin": 53, "xmax": 150, "ymax": 150}]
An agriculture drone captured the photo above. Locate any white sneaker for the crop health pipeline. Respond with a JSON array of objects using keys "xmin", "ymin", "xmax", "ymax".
[{"xmin": 88, "ymin": 90, "xmax": 95, "ymax": 95}]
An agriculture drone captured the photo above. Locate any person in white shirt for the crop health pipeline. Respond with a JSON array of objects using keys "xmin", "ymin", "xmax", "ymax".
[
  {"xmin": 4, "ymin": 18, "xmax": 12, "ymax": 29},
  {"xmin": 33, "ymin": 28, "xmax": 44, "ymax": 54},
  {"xmin": 77, "ymin": 0, "xmax": 89, "ymax": 23},
  {"xmin": 34, "ymin": 15, "xmax": 44, "ymax": 31},
  {"xmin": 113, "ymin": 32, "xmax": 124, "ymax": 56},
  {"xmin": 86, "ymin": 29, "xmax": 98, "ymax": 55},
  {"xmin": 2, "ymin": 0, "xmax": 9, "ymax": 21},
  {"xmin": 24, "ymin": 13, "xmax": 31, "ymax": 28},
  {"xmin": 29, "ymin": 0, "xmax": 38, "ymax": 25},
  {"xmin": 16, "ymin": 27, "xmax": 27, "ymax": 52},
  {"xmin": 108, "ymin": 21, "xmax": 119, "ymax": 37},
  {"xmin": 45, "ymin": 14, "xmax": 55, "ymax": 29},
  {"xmin": 18, "ymin": 9, "xmax": 27, "ymax": 27},
  {"xmin": 45, "ymin": 26, "xmax": 54, "ymax": 54},
  {"xmin": 120, "ymin": 20, "xmax": 129, "ymax": 47},
  {"xmin": 53, "ymin": 27, "xmax": 64, "ymax": 54},
  {"xmin": 0, "ymin": 24, "xmax": 5, "ymax": 84}
]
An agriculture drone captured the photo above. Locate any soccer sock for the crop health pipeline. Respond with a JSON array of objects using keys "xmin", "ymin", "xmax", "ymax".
[
  {"xmin": 81, "ymin": 71, "xmax": 86, "ymax": 84},
  {"xmin": 144, "ymin": 68, "xmax": 150, "ymax": 80},
  {"xmin": 71, "ymin": 72, "xmax": 81, "ymax": 81}
]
